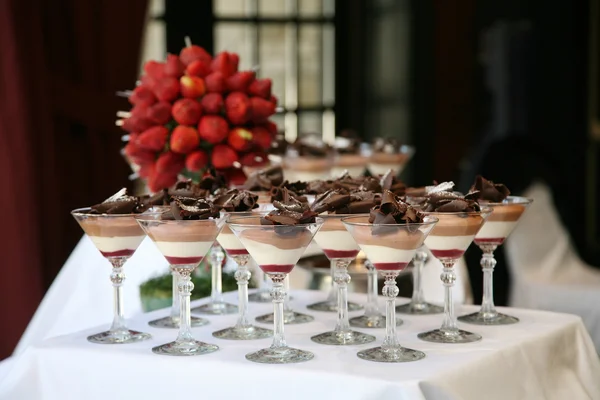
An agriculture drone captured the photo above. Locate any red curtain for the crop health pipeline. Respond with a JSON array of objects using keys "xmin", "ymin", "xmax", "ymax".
[{"xmin": 0, "ymin": 0, "xmax": 147, "ymax": 359}]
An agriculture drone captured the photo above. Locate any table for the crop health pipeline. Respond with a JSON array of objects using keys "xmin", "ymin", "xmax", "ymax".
[{"xmin": 2, "ymin": 290, "xmax": 599, "ymax": 400}]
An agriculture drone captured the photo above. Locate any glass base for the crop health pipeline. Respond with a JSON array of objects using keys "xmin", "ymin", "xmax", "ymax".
[
  {"xmin": 349, "ymin": 314, "xmax": 403, "ymax": 329},
  {"xmin": 255, "ymin": 311, "xmax": 314, "ymax": 325},
  {"xmin": 458, "ymin": 311, "xmax": 519, "ymax": 325},
  {"xmin": 148, "ymin": 315, "xmax": 209, "ymax": 329},
  {"xmin": 395, "ymin": 302, "xmax": 444, "ymax": 315},
  {"xmin": 417, "ymin": 328, "xmax": 482, "ymax": 344},
  {"xmin": 248, "ymin": 291, "xmax": 271, "ymax": 303},
  {"xmin": 152, "ymin": 340, "xmax": 219, "ymax": 356},
  {"xmin": 191, "ymin": 301, "xmax": 238, "ymax": 315},
  {"xmin": 212, "ymin": 325, "xmax": 273, "ymax": 340},
  {"xmin": 357, "ymin": 346, "xmax": 426, "ymax": 363},
  {"xmin": 306, "ymin": 300, "xmax": 363, "ymax": 312},
  {"xmin": 311, "ymin": 330, "xmax": 376, "ymax": 346},
  {"xmin": 246, "ymin": 347, "xmax": 314, "ymax": 364},
  {"xmin": 87, "ymin": 329, "xmax": 152, "ymax": 344}
]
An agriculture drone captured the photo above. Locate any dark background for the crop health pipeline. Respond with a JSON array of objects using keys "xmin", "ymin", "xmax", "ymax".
[{"xmin": 0, "ymin": 0, "xmax": 598, "ymax": 359}]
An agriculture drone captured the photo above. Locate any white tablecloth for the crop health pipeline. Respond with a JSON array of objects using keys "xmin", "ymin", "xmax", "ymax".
[{"xmin": 2, "ymin": 290, "xmax": 599, "ymax": 400}]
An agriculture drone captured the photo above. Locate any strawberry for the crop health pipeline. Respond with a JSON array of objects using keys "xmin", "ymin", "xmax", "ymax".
[
  {"xmin": 185, "ymin": 150, "xmax": 208, "ymax": 171},
  {"xmin": 250, "ymin": 97, "xmax": 276, "ymax": 122},
  {"xmin": 222, "ymin": 166, "xmax": 246, "ymax": 186},
  {"xmin": 148, "ymin": 171, "xmax": 178, "ymax": 193},
  {"xmin": 143, "ymin": 60, "xmax": 166, "ymax": 79},
  {"xmin": 198, "ymin": 115, "xmax": 229, "ymax": 144},
  {"xmin": 124, "ymin": 142, "xmax": 155, "ymax": 165},
  {"xmin": 261, "ymin": 120, "xmax": 278, "ymax": 136},
  {"xmin": 170, "ymin": 125, "xmax": 200, "ymax": 154},
  {"xmin": 205, "ymin": 72, "xmax": 226, "ymax": 93},
  {"xmin": 240, "ymin": 151, "xmax": 269, "ymax": 167},
  {"xmin": 140, "ymin": 75, "xmax": 157, "ymax": 90},
  {"xmin": 248, "ymin": 78, "xmax": 272, "ymax": 99},
  {"xmin": 186, "ymin": 59, "xmax": 212, "ymax": 78},
  {"xmin": 229, "ymin": 53, "xmax": 240, "ymax": 72},
  {"xmin": 211, "ymin": 144, "xmax": 238, "ymax": 169},
  {"xmin": 180, "ymin": 45, "xmax": 212, "ymax": 66},
  {"xmin": 225, "ymin": 92, "xmax": 250, "ymax": 125},
  {"xmin": 164, "ymin": 53, "xmax": 185, "ymax": 78},
  {"xmin": 146, "ymin": 101, "xmax": 172, "ymax": 125},
  {"xmin": 136, "ymin": 126, "xmax": 169, "ymax": 152},
  {"xmin": 227, "ymin": 127, "xmax": 253, "ymax": 151},
  {"xmin": 122, "ymin": 115, "xmax": 154, "ymax": 133},
  {"xmin": 211, "ymin": 52, "xmax": 236, "ymax": 77},
  {"xmin": 172, "ymin": 98, "xmax": 202, "ymax": 125},
  {"xmin": 201, "ymin": 93, "xmax": 224, "ymax": 114},
  {"xmin": 226, "ymin": 71, "xmax": 255, "ymax": 92},
  {"xmin": 129, "ymin": 86, "xmax": 156, "ymax": 106},
  {"xmin": 180, "ymin": 75, "xmax": 206, "ymax": 98},
  {"xmin": 130, "ymin": 103, "xmax": 150, "ymax": 118},
  {"xmin": 153, "ymin": 77, "xmax": 180, "ymax": 102},
  {"xmin": 270, "ymin": 95, "xmax": 278, "ymax": 105},
  {"xmin": 250, "ymin": 126, "xmax": 272, "ymax": 150},
  {"xmin": 155, "ymin": 151, "xmax": 185, "ymax": 175},
  {"xmin": 138, "ymin": 163, "xmax": 156, "ymax": 179}
]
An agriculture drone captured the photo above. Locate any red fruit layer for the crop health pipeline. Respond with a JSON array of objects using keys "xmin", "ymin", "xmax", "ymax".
[
  {"xmin": 224, "ymin": 249, "xmax": 249, "ymax": 256},
  {"xmin": 260, "ymin": 264, "xmax": 295, "ymax": 274},
  {"xmin": 164, "ymin": 256, "xmax": 204, "ymax": 265},
  {"xmin": 323, "ymin": 249, "xmax": 360, "ymax": 259},
  {"xmin": 474, "ymin": 238, "xmax": 505, "ymax": 245},
  {"xmin": 101, "ymin": 249, "xmax": 135, "ymax": 258},
  {"xmin": 430, "ymin": 249, "xmax": 465, "ymax": 259},
  {"xmin": 372, "ymin": 262, "xmax": 409, "ymax": 271}
]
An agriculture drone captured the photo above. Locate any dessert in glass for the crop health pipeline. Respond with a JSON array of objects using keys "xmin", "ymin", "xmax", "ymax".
[
  {"xmin": 331, "ymin": 130, "xmax": 369, "ymax": 177},
  {"xmin": 416, "ymin": 186, "xmax": 491, "ymax": 343},
  {"xmin": 310, "ymin": 189, "xmax": 381, "ymax": 345},
  {"xmin": 210, "ymin": 190, "xmax": 272, "ymax": 340},
  {"xmin": 136, "ymin": 197, "xmax": 225, "ymax": 356},
  {"xmin": 368, "ymin": 138, "xmax": 415, "ymax": 176},
  {"xmin": 458, "ymin": 176, "xmax": 532, "ymax": 325},
  {"xmin": 71, "ymin": 189, "xmax": 153, "ymax": 344},
  {"xmin": 243, "ymin": 165, "xmax": 284, "ymax": 212},
  {"xmin": 343, "ymin": 192, "xmax": 437, "ymax": 362},
  {"xmin": 283, "ymin": 133, "xmax": 333, "ymax": 181},
  {"xmin": 228, "ymin": 206, "xmax": 323, "ymax": 364}
]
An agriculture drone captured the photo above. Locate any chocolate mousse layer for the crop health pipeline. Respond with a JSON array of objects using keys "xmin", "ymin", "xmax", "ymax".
[
  {"xmin": 79, "ymin": 217, "xmax": 143, "ymax": 237},
  {"xmin": 239, "ymin": 229, "xmax": 313, "ymax": 249},
  {"xmin": 486, "ymin": 204, "xmax": 526, "ymax": 222},
  {"xmin": 427, "ymin": 214, "xmax": 485, "ymax": 236},
  {"xmin": 145, "ymin": 223, "xmax": 220, "ymax": 243}
]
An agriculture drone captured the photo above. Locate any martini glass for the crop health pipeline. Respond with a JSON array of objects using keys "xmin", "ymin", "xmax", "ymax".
[
  {"xmin": 248, "ymin": 197, "xmax": 275, "ymax": 303},
  {"xmin": 191, "ymin": 243, "xmax": 237, "ymax": 315},
  {"xmin": 311, "ymin": 214, "xmax": 375, "ymax": 345},
  {"xmin": 343, "ymin": 215, "xmax": 437, "ymax": 362},
  {"xmin": 458, "ymin": 197, "xmax": 532, "ymax": 325},
  {"xmin": 212, "ymin": 212, "xmax": 272, "ymax": 340},
  {"xmin": 349, "ymin": 259, "xmax": 403, "ymax": 328},
  {"xmin": 395, "ymin": 248, "xmax": 444, "ymax": 315},
  {"xmin": 72, "ymin": 208, "xmax": 152, "ymax": 344},
  {"xmin": 228, "ymin": 215, "xmax": 323, "ymax": 364},
  {"xmin": 417, "ymin": 208, "xmax": 491, "ymax": 344},
  {"xmin": 255, "ymin": 276, "xmax": 314, "ymax": 324},
  {"xmin": 136, "ymin": 213, "xmax": 225, "ymax": 356}
]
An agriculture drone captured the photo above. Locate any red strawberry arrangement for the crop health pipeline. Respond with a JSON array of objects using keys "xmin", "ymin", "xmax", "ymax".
[{"xmin": 120, "ymin": 44, "xmax": 278, "ymax": 192}]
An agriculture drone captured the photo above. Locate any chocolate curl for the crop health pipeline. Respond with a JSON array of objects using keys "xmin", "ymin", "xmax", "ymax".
[
  {"xmin": 466, "ymin": 175, "xmax": 510, "ymax": 202},
  {"xmin": 169, "ymin": 196, "xmax": 220, "ymax": 220}
]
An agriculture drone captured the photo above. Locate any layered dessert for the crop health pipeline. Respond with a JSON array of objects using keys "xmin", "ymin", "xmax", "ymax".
[
  {"xmin": 283, "ymin": 133, "xmax": 333, "ymax": 181},
  {"xmin": 143, "ymin": 197, "xmax": 221, "ymax": 264},
  {"xmin": 77, "ymin": 189, "xmax": 148, "ymax": 258},
  {"xmin": 239, "ymin": 189, "xmax": 318, "ymax": 273},
  {"xmin": 214, "ymin": 189, "xmax": 258, "ymax": 256},
  {"xmin": 331, "ymin": 130, "xmax": 368, "ymax": 177},
  {"xmin": 466, "ymin": 176, "xmax": 527, "ymax": 245},
  {"xmin": 368, "ymin": 138, "xmax": 415, "ymax": 176},
  {"xmin": 421, "ymin": 184, "xmax": 485, "ymax": 259}
]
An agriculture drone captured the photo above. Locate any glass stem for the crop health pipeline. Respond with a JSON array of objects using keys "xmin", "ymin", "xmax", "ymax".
[
  {"xmin": 326, "ymin": 259, "xmax": 336, "ymax": 303},
  {"xmin": 440, "ymin": 260, "xmax": 458, "ymax": 334},
  {"xmin": 479, "ymin": 245, "xmax": 498, "ymax": 317},
  {"xmin": 109, "ymin": 257, "xmax": 127, "ymax": 333},
  {"xmin": 381, "ymin": 272, "xmax": 400, "ymax": 350},
  {"xmin": 269, "ymin": 274, "xmax": 287, "ymax": 349},
  {"xmin": 411, "ymin": 250, "xmax": 427, "ymax": 305},
  {"xmin": 175, "ymin": 266, "xmax": 195, "ymax": 344},
  {"xmin": 283, "ymin": 275, "xmax": 292, "ymax": 314},
  {"xmin": 252, "ymin": 258, "xmax": 265, "ymax": 290},
  {"xmin": 333, "ymin": 259, "xmax": 352, "ymax": 335},
  {"xmin": 233, "ymin": 256, "xmax": 251, "ymax": 330},
  {"xmin": 210, "ymin": 243, "xmax": 225, "ymax": 304},
  {"xmin": 170, "ymin": 269, "xmax": 180, "ymax": 321},
  {"xmin": 365, "ymin": 262, "xmax": 380, "ymax": 316}
]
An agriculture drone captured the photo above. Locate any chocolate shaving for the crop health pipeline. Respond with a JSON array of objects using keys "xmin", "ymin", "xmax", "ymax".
[
  {"xmin": 160, "ymin": 196, "xmax": 220, "ymax": 220},
  {"xmin": 88, "ymin": 188, "xmax": 149, "ymax": 214},
  {"xmin": 261, "ymin": 188, "xmax": 317, "ymax": 226},
  {"xmin": 465, "ymin": 175, "xmax": 510, "ymax": 203},
  {"xmin": 213, "ymin": 189, "xmax": 258, "ymax": 212},
  {"xmin": 243, "ymin": 165, "xmax": 284, "ymax": 191},
  {"xmin": 367, "ymin": 190, "xmax": 424, "ymax": 235}
]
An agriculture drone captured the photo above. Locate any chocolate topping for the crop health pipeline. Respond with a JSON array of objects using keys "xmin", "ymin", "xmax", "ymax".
[
  {"xmin": 358, "ymin": 176, "xmax": 383, "ymax": 193},
  {"xmin": 270, "ymin": 133, "xmax": 289, "ymax": 156},
  {"xmin": 213, "ymin": 189, "xmax": 258, "ymax": 212},
  {"xmin": 168, "ymin": 179, "xmax": 211, "ymax": 198},
  {"xmin": 380, "ymin": 170, "xmax": 406, "ymax": 196},
  {"xmin": 161, "ymin": 196, "xmax": 220, "ymax": 220},
  {"xmin": 289, "ymin": 133, "xmax": 331, "ymax": 158},
  {"xmin": 373, "ymin": 138, "xmax": 400, "ymax": 154},
  {"xmin": 312, "ymin": 188, "xmax": 381, "ymax": 214},
  {"xmin": 422, "ymin": 182, "xmax": 481, "ymax": 212},
  {"xmin": 243, "ymin": 165, "xmax": 284, "ymax": 191},
  {"xmin": 88, "ymin": 188, "xmax": 149, "ymax": 214},
  {"xmin": 262, "ymin": 188, "xmax": 317, "ymax": 226},
  {"xmin": 465, "ymin": 175, "xmax": 510, "ymax": 203},
  {"xmin": 334, "ymin": 130, "xmax": 361, "ymax": 155},
  {"xmin": 369, "ymin": 190, "xmax": 424, "ymax": 225}
]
